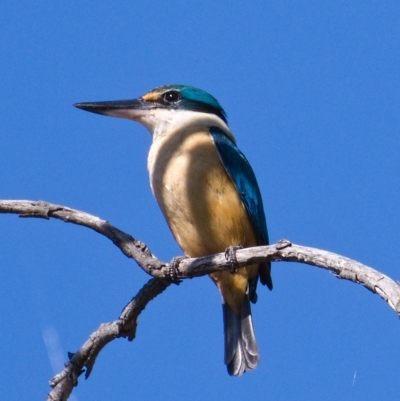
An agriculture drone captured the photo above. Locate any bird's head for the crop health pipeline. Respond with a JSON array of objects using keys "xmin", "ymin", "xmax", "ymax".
[{"xmin": 74, "ymin": 85, "xmax": 228, "ymax": 138}]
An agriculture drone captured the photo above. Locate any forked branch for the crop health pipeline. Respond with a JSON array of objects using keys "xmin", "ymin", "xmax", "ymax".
[{"xmin": 1, "ymin": 200, "xmax": 399, "ymax": 401}]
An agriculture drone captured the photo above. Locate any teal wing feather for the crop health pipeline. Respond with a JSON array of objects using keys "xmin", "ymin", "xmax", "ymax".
[{"xmin": 209, "ymin": 127, "xmax": 272, "ymax": 291}]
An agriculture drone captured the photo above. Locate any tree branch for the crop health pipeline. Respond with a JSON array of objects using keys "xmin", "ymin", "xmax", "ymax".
[
  {"xmin": 1, "ymin": 199, "xmax": 400, "ymax": 401},
  {"xmin": 46, "ymin": 277, "xmax": 170, "ymax": 401},
  {"xmin": 0, "ymin": 200, "xmax": 166, "ymax": 276}
]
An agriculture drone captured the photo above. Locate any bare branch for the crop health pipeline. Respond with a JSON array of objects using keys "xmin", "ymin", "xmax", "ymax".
[
  {"xmin": 177, "ymin": 240, "xmax": 400, "ymax": 316},
  {"xmin": 0, "ymin": 200, "xmax": 167, "ymax": 276},
  {"xmin": 2, "ymin": 199, "xmax": 400, "ymax": 401},
  {"xmin": 2, "ymin": 200, "xmax": 399, "ymax": 314},
  {"xmin": 46, "ymin": 277, "xmax": 170, "ymax": 401}
]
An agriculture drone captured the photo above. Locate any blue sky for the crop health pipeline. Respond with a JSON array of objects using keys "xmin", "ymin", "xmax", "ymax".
[{"xmin": 1, "ymin": 2, "xmax": 399, "ymax": 400}]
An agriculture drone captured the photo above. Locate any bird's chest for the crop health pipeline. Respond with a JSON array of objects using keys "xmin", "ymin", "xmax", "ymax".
[
  {"xmin": 147, "ymin": 130, "xmax": 252, "ymax": 256},
  {"xmin": 148, "ymin": 130, "xmax": 227, "ymax": 219}
]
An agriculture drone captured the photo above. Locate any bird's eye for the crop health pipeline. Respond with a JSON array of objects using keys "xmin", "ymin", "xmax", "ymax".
[{"xmin": 163, "ymin": 90, "xmax": 181, "ymax": 104}]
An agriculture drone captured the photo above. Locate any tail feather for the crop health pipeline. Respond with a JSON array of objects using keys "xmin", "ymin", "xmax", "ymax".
[
  {"xmin": 259, "ymin": 261, "xmax": 273, "ymax": 290},
  {"xmin": 223, "ymin": 289, "xmax": 259, "ymax": 376}
]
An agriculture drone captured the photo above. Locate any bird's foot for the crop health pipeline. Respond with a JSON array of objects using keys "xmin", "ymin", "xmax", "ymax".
[
  {"xmin": 225, "ymin": 245, "xmax": 243, "ymax": 274},
  {"xmin": 167, "ymin": 256, "xmax": 185, "ymax": 284}
]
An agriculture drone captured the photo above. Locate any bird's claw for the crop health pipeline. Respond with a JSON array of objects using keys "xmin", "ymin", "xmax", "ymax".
[
  {"xmin": 167, "ymin": 256, "xmax": 185, "ymax": 284},
  {"xmin": 225, "ymin": 245, "xmax": 243, "ymax": 274}
]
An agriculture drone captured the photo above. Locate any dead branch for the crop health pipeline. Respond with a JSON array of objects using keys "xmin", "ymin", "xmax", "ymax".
[
  {"xmin": 1, "ymin": 199, "xmax": 399, "ymax": 401},
  {"xmin": 46, "ymin": 277, "xmax": 170, "ymax": 401}
]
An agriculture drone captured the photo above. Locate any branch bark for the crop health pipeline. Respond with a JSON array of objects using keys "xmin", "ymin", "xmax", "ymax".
[{"xmin": 1, "ymin": 200, "xmax": 400, "ymax": 401}]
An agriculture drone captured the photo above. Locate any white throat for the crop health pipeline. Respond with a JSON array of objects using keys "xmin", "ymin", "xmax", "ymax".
[{"xmin": 135, "ymin": 108, "xmax": 232, "ymax": 141}]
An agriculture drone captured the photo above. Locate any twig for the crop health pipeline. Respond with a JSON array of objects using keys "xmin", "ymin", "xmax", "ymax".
[{"xmin": 46, "ymin": 278, "xmax": 170, "ymax": 401}]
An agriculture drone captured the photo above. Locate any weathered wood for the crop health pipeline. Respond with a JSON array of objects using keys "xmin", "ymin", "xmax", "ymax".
[{"xmin": 1, "ymin": 199, "xmax": 399, "ymax": 401}]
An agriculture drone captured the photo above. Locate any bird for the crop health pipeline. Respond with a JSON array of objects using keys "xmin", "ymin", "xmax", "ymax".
[{"xmin": 74, "ymin": 85, "xmax": 273, "ymax": 376}]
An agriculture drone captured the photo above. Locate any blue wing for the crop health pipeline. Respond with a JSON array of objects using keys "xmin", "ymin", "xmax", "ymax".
[{"xmin": 209, "ymin": 127, "xmax": 272, "ymax": 291}]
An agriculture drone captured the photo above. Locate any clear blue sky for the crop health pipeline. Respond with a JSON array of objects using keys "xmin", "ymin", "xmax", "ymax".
[{"xmin": 1, "ymin": 2, "xmax": 399, "ymax": 400}]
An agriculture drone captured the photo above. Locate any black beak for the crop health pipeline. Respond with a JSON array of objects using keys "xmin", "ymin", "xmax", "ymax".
[{"xmin": 73, "ymin": 98, "xmax": 154, "ymax": 121}]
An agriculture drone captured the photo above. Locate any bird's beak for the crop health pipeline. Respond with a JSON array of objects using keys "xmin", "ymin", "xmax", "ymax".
[{"xmin": 74, "ymin": 98, "xmax": 152, "ymax": 121}]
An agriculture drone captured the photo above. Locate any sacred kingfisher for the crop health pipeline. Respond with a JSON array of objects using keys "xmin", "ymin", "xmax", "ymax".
[{"xmin": 74, "ymin": 85, "xmax": 273, "ymax": 376}]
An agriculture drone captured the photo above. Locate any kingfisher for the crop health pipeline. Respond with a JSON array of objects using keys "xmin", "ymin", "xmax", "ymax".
[{"xmin": 74, "ymin": 85, "xmax": 273, "ymax": 376}]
